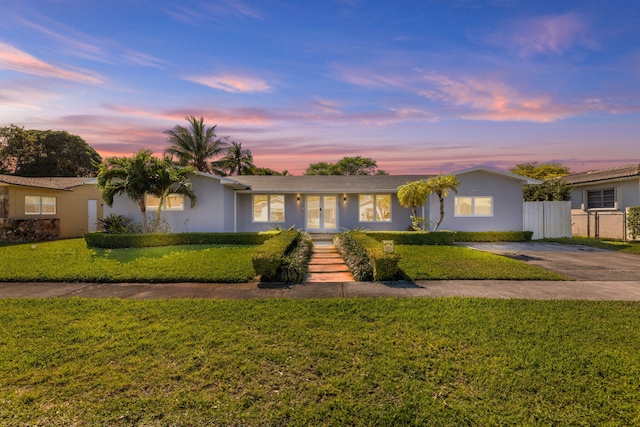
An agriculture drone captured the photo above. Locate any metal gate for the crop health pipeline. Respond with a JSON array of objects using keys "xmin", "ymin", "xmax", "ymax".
[{"xmin": 571, "ymin": 211, "xmax": 627, "ymax": 240}]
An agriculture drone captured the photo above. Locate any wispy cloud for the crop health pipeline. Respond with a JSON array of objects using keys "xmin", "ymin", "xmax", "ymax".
[
  {"xmin": 484, "ymin": 13, "xmax": 596, "ymax": 56},
  {"xmin": 0, "ymin": 42, "xmax": 103, "ymax": 83},
  {"xmin": 184, "ymin": 74, "xmax": 272, "ymax": 93},
  {"xmin": 160, "ymin": 0, "xmax": 263, "ymax": 23}
]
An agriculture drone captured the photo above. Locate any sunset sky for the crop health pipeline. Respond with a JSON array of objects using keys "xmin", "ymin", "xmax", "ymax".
[{"xmin": 1, "ymin": 0, "xmax": 638, "ymax": 175}]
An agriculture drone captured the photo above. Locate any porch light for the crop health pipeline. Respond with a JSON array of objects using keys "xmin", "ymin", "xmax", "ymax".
[
  {"xmin": 297, "ymin": 194, "xmax": 300, "ymax": 202},
  {"xmin": 343, "ymin": 194, "xmax": 347, "ymax": 202}
]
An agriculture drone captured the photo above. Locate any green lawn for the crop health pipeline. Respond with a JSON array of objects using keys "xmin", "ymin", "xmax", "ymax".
[
  {"xmin": 0, "ymin": 239, "xmax": 257, "ymax": 283},
  {"xmin": 397, "ymin": 245, "xmax": 569, "ymax": 280},
  {"xmin": 544, "ymin": 237, "xmax": 640, "ymax": 255},
  {"xmin": 1, "ymin": 298, "xmax": 639, "ymax": 426}
]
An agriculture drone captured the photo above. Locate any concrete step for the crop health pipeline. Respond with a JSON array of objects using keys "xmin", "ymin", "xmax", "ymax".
[
  {"xmin": 309, "ymin": 264, "xmax": 350, "ymax": 273},
  {"xmin": 307, "ymin": 272, "xmax": 355, "ymax": 282}
]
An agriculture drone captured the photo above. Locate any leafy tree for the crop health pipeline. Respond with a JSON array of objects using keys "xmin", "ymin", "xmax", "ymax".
[
  {"xmin": 427, "ymin": 174, "xmax": 460, "ymax": 232},
  {"xmin": 163, "ymin": 116, "xmax": 229, "ymax": 173},
  {"xmin": 212, "ymin": 142, "xmax": 256, "ymax": 176},
  {"xmin": 397, "ymin": 179, "xmax": 430, "ymax": 230},
  {"xmin": 523, "ymin": 180, "xmax": 571, "ymax": 201},
  {"xmin": 97, "ymin": 149, "xmax": 197, "ymax": 233},
  {"xmin": 304, "ymin": 156, "xmax": 387, "ymax": 175},
  {"xmin": 0, "ymin": 125, "xmax": 102, "ymax": 177},
  {"xmin": 252, "ymin": 167, "xmax": 289, "ymax": 176},
  {"xmin": 510, "ymin": 162, "xmax": 570, "ymax": 180}
]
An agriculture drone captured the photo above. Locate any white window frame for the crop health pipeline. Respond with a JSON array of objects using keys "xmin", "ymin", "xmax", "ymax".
[
  {"xmin": 358, "ymin": 194, "xmax": 392, "ymax": 223},
  {"xmin": 25, "ymin": 195, "xmax": 57, "ymax": 215},
  {"xmin": 586, "ymin": 188, "xmax": 615, "ymax": 210},
  {"xmin": 145, "ymin": 194, "xmax": 185, "ymax": 211},
  {"xmin": 253, "ymin": 194, "xmax": 285, "ymax": 223},
  {"xmin": 454, "ymin": 196, "xmax": 493, "ymax": 217}
]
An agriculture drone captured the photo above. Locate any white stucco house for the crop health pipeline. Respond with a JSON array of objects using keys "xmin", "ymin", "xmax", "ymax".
[{"xmin": 103, "ymin": 166, "xmax": 539, "ymax": 234}]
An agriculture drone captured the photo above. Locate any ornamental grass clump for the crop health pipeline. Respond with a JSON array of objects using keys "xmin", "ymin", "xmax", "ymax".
[{"xmin": 279, "ymin": 232, "xmax": 313, "ymax": 283}]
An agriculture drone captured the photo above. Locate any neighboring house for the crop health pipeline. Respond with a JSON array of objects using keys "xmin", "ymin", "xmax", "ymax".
[
  {"xmin": 563, "ymin": 164, "xmax": 640, "ymax": 239},
  {"xmin": 105, "ymin": 166, "xmax": 539, "ymax": 234},
  {"xmin": 0, "ymin": 175, "xmax": 103, "ymax": 242}
]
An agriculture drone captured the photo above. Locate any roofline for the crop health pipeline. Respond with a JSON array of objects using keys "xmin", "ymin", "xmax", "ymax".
[
  {"xmin": 565, "ymin": 176, "xmax": 640, "ymax": 187},
  {"xmin": 453, "ymin": 166, "xmax": 542, "ymax": 185}
]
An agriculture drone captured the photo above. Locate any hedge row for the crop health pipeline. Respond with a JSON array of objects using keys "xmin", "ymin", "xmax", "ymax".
[
  {"xmin": 84, "ymin": 232, "xmax": 272, "ymax": 249},
  {"xmin": 365, "ymin": 231, "xmax": 456, "ymax": 245},
  {"xmin": 251, "ymin": 230, "xmax": 301, "ymax": 282},
  {"xmin": 278, "ymin": 232, "xmax": 313, "ymax": 283},
  {"xmin": 334, "ymin": 231, "xmax": 399, "ymax": 281},
  {"xmin": 453, "ymin": 231, "xmax": 534, "ymax": 242}
]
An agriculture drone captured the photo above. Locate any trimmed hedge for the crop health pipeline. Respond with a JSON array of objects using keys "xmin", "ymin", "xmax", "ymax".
[
  {"xmin": 334, "ymin": 231, "xmax": 399, "ymax": 281},
  {"xmin": 453, "ymin": 231, "xmax": 534, "ymax": 242},
  {"xmin": 279, "ymin": 232, "xmax": 313, "ymax": 283},
  {"xmin": 365, "ymin": 231, "xmax": 456, "ymax": 245},
  {"xmin": 84, "ymin": 232, "xmax": 272, "ymax": 249},
  {"xmin": 251, "ymin": 230, "xmax": 300, "ymax": 282}
]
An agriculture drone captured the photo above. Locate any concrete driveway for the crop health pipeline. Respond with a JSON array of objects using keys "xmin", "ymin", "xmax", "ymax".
[{"xmin": 456, "ymin": 242, "xmax": 640, "ymax": 281}]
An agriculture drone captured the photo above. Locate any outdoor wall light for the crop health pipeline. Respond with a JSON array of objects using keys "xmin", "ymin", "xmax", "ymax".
[
  {"xmin": 297, "ymin": 194, "xmax": 300, "ymax": 202},
  {"xmin": 343, "ymin": 194, "xmax": 347, "ymax": 202}
]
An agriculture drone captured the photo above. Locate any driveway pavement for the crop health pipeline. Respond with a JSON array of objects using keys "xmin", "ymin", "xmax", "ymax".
[{"xmin": 456, "ymin": 242, "xmax": 640, "ymax": 281}]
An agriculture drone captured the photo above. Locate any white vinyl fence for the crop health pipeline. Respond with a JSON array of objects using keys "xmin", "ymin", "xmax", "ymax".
[{"xmin": 523, "ymin": 201, "xmax": 572, "ymax": 240}]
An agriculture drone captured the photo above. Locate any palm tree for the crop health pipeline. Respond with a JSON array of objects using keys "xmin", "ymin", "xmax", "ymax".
[
  {"xmin": 212, "ymin": 141, "xmax": 255, "ymax": 176},
  {"xmin": 97, "ymin": 150, "xmax": 197, "ymax": 233},
  {"xmin": 426, "ymin": 174, "xmax": 460, "ymax": 231},
  {"xmin": 163, "ymin": 116, "xmax": 229, "ymax": 173},
  {"xmin": 397, "ymin": 179, "xmax": 429, "ymax": 230}
]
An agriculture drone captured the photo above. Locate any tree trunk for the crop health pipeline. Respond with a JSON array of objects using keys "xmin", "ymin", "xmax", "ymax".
[
  {"xmin": 138, "ymin": 199, "xmax": 148, "ymax": 233},
  {"xmin": 434, "ymin": 193, "xmax": 445, "ymax": 231}
]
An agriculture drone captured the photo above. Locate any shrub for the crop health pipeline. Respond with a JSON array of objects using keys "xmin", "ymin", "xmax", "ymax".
[
  {"xmin": 627, "ymin": 207, "xmax": 640, "ymax": 241},
  {"xmin": 279, "ymin": 232, "xmax": 313, "ymax": 283},
  {"xmin": 98, "ymin": 214, "xmax": 142, "ymax": 234},
  {"xmin": 251, "ymin": 230, "xmax": 300, "ymax": 282},
  {"xmin": 84, "ymin": 232, "xmax": 272, "ymax": 249},
  {"xmin": 365, "ymin": 231, "xmax": 456, "ymax": 245},
  {"xmin": 334, "ymin": 231, "xmax": 399, "ymax": 281},
  {"xmin": 454, "ymin": 231, "xmax": 534, "ymax": 242}
]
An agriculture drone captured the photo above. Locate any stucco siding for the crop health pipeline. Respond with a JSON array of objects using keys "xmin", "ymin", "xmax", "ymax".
[
  {"xmin": 433, "ymin": 170, "xmax": 525, "ymax": 232},
  {"xmin": 570, "ymin": 179, "xmax": 640, "ymax": 210}
]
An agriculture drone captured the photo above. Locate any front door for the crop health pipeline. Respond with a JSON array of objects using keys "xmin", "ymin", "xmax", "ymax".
[{"xmin": 306, "ymin": 195, "xmax": 338, "ymax": 231}]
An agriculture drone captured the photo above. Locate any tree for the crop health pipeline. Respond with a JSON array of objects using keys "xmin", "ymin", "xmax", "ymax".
[
  {"xmin": 252, "ymin": 167, "xmax": 289, "ymax": 176},
  {"xmin": 510, "ymin": 162, "xmax": 570, "ymax": 180},
  {"xmin": 0, "ymin": 125, "xmax": 102, "ymax": 177},
  {"xmin": 426, "ymin": 174, "xmax": 460, "ymax": 232},
  {"xmin": 397, "ymin": 179, "xmax": 430, "ymax": 230},
  {"xmin": 212, "ymin": 142, "xmax": 256, "ymax": 176},
  {"xmin": 523, "ymin": 180, "xmax": 571, "ymax": 201},
  {"xmin": 304, "ymin": 156, "xmax": 387, "ymax": 175},
  {"xmin": 97, "ymin": 149, "xmax": 197, "ymax": 233},
  {"xmin": 163, "ymin": 116, "xmax": 229, "ymax": 173}
]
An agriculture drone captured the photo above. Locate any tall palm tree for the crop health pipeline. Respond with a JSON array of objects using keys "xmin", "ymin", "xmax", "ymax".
[
  {"xmin": 97, "ymin": 150, "xmax": 197, "ymax": 233},
  {"xmin": 212, "ymin": 141, "xmax": 255, "ymax": 176},
  {"xmin": 426, "ymin": 174, "xmax": 460, "ymax": 232},
  {"xmin": 163, "ymin": 116, "xmax": 229, "ymax": 173}
]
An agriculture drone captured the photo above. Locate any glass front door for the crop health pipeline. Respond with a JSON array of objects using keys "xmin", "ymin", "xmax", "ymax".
[{"xmin": 306, "ymin": 195, "xmax": 338, "ymax": 230}]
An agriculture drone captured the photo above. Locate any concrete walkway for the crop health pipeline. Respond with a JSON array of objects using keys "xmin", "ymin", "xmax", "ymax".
[
  {"xmin": 306, "ymin": 241, "xmax": 354, "ymax": 282},
  {"xmin": 1, "ymin": 279, "xmax": 640, "ymax": 300}
]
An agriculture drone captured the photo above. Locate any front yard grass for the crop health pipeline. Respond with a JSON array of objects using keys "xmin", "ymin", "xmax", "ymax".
[
  {"xmin": 1, "ymin": 298, "xmax": 639, "ymax": 426},
  {"xmin": 544, "ymin": 237, "xmax": 640, "ymax": 255},
  {"xmin": 0, "ymin": 239, "xmax": 257, "ymax": 283},
  {"xmin": 397, "ymin": 245, "xmax": 569, "ymax": 280}
]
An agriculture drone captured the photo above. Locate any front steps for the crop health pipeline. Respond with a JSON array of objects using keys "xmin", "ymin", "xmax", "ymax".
[{"xmin": 306, "ymin": 241, "xmax": 355, "ymax": 282}]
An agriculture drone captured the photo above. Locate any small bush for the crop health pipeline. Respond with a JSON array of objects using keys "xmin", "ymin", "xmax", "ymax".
[
  {"xmin": 84, "ymin": 232, "xmax": 271, "ymax": 249},
  {"xmin": 454, "ymin": 231, "xmax": 534, "ymax": 242},
  {"xmin": 334, "ymin": 231, "xmax": 399, "ymax": 281},
  {"xmin": 279, "ymin": 232, "xmax": 313, "ymax": 283},
  {"xmin": 252, "ymin": 230, "xmax": 300, "ymax": 282},
  {"xmin": 98, "ymin": 214, "xmax": 141, "ymax": 234},
  {"xmin": 627, "ymin": 207, "xmax": 640, "ymax": 241},
  {"xmin": 365, "ymin": 231, "xmax": 456, "ymax": 245}
]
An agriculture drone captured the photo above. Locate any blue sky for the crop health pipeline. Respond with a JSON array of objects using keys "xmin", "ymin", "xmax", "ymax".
[{"xmin": 0, "ymin": 0, "xmax": 638, "ymax": 175}]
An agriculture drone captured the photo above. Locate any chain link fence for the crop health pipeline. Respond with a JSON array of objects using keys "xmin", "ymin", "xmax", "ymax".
[{"xmin": 571, "ymin": 211, "xmax": 627, "ymax": 240}]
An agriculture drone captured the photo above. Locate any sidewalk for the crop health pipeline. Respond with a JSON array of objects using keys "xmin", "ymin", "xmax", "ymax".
[{"xmin": 1, "ymin": 280, "xmax": 640, "ymax": 300}]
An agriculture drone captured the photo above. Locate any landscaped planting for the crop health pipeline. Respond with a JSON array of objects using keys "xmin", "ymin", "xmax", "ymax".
[
  {"xmin": 251, "ymin": 230, "xmax": 302, "ymax": 282},
  {"xmin": 365, "ymin": 231, "xmax": 455, "ymax": 245},
  {"xmin": 454, "ymin": 231, "xmax": 534, "ymax": 242},
  {"xmin": 334, "ymin": 231, "xmax": 400, "ymax": 281},
  {"xmin": 0, "ymin": 239, "xmax": 257, "ymax": 282},
  {"xmin": 84, "ymin": 231, "xmax": 273, "ymax": 249},
  {"xmin": 1, "ymin": 298, "xmax": 639, "ymax": 426},
  {"xmin": 397, "ymin": 245, "xmax": 568, "ymax": 280}
]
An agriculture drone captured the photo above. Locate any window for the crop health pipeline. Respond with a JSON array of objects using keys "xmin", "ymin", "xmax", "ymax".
[
  {"xmin": 455, "ymin": 197, "xmax": 493, "ymax": 217},
  {"xmin": 25, "ymin": 196, "xmax": 56, "ymax": 215},
  {"xmin": 587, "ymin": 189, "xmax": 615, "ymax": 209},
  {"xmin": 359, "ymin": 194, "xmax": 391, "ymax": 222},
  {"xmin": 253, "ymin": 195, "xmax": 285, "ymax": 222},
  {"xmin": 145, "ymin": 194, "xmax": 185, "ymax": 211}
]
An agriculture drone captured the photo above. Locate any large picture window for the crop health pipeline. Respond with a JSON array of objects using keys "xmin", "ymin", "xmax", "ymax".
[
  {"xmin": 145, "ymin": 194, "xmax": 185, "ymax": 211},
  {"xmin": 253, "ymin": 195, "xmax": 285, "ymax": 222},
  {"xmin": 455, "ymin": 197, "xmax": 493, "ymax": 217},
  {"xmin": 25, "ymin": 196, "xmax": 56, "ymax": 215},
  {"xmin": 359, "ymin": 194, "xmax": 391, "ymax": 222},
  {"xmin": 587, "ymin": 189, "xmax": 615, "ymax": 209}
]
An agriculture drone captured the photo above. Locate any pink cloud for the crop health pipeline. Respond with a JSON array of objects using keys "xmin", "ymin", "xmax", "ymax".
[
  {"xmin": 185, "ymin": 74, "xmax": 272, "ymax": 93},
  {"xmin": 0, "ymin": 42, "xmax": 103, "ymax": 84},
  {"xmin": 485, "ymin": 13, "xmax": 596, "ymax": 56}
]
